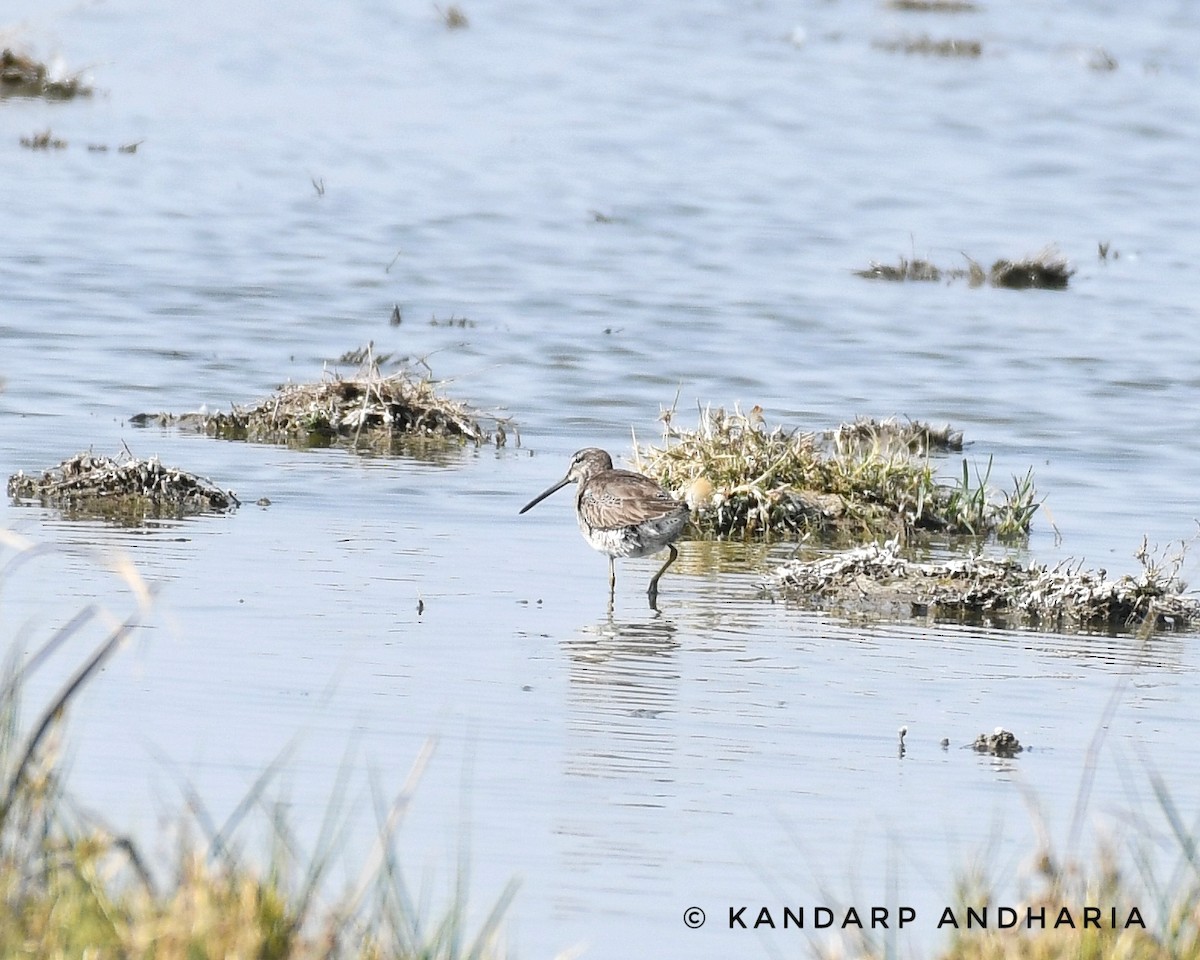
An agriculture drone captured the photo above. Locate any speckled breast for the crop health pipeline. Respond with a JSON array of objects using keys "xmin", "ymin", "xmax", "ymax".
[{"xmin": 577, "ymin": 508, "xmax": 688, "ymax": 559}]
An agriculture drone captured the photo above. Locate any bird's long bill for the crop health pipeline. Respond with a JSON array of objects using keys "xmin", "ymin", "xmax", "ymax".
[{"xmin": 519, "ymin": 475, "xmax": 570, "ymax": 514}]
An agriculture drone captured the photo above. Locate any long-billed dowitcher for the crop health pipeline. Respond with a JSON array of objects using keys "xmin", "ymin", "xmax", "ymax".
[{"xmin": 519, "ymin": 448, "xmax": 689, "ymax": 605}]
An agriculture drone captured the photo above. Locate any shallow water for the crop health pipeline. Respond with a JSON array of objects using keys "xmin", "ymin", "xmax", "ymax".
[{"xmin": 4, "ymin": 0, "xmax": 1200, "ymax": 956}]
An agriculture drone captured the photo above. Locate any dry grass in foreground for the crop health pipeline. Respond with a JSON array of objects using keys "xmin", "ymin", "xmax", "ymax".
[
  {"xmin": 825, "ymin": 774, "xmax": 1200, "ymax": 960},
  {"xmin": 826, "ymin": 846, "xmax": 1197, "ymax": 960},
  {"xmin": 0, "ymin": 530, "xmax": 516, "ymax": 960},
  {"xmin": 635, "ymin": 406, "xmax": 1038, "ymax": 542}
]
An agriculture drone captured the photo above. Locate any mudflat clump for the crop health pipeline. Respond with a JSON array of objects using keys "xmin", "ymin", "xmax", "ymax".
[
  {"xmin": 767, "ymin": 539, "xmax": 1200, "ymax": 632},
  {"xmin": 131, "ymin": 366, "xmax": 511, "ymax": 451},
  {"xmin": 8, "ymin": 452, "xmax": 238, "ymax": 523}
]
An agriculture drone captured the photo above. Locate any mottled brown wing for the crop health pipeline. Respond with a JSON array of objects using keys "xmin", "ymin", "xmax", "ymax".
[{"xmin": 579, "ymin": 469, "xmax": 687, "ymax": 531}]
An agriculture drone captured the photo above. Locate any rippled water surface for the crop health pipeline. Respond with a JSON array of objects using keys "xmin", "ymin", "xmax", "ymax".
[{"xmin": 4, "ymin": 0, "xmax": 1200, "ymax": 956}]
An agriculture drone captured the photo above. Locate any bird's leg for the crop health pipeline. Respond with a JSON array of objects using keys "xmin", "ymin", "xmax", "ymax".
[
  {"xmin": 647, "ymin": 544, "xmax": 679, "ymax": 605},
  {"xmin": 608, "ymin": 556, "xmax": 616, "ymax": 596}
]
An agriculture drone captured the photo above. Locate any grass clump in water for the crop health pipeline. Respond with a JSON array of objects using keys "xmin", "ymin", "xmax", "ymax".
[
  {"xmin": 19, "ymin": 128, "xmax": 68, "ymax": 149},
  {"xmin": 857, "ymin": 247, "xmax": 1074, "ymax": 289},
  {"xmin": 1, "ymin": 48, "xmax": 92, "ymax": 99},
  {"xmin": 989, "ymin": 249, "xmax": 1074, "ymax": 290},
  {"xmin": 855, "ymin": 256, "xmax": 943, "ymax": 281},
  {"xmin": 768, "ymin": 536, "xmax": 1200, "ymax": 632},
  {"xmin": 886, "ymin": 0, "xmax": 979, "ymax": 10},
  {"xmin": 132, "ymin": 346, "xmax": 514, "ymax": 452},
  {"xmin": 634, "ymin": 406, "xmax": 1039, "ymax": 542},
  {"xmin": 0, "ymin": 530, "xmax": 517, "ymax": 960},
  {"xmin": 875, "ymin": 35, "xmax": 983, "ymax": 57},
  {"xmin": 7, "ymin": 451, "xmax": 238, "ymax": 523}
]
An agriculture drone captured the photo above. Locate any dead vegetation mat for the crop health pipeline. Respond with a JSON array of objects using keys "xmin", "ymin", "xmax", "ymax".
[
  {"xmin": 7, "ymin": 452, "xmax": 238, "ymax": 523},
  {"xmin": 768, "ymin": 539, "xmax": 1200, "ymax": 632},
  {"xmin": 131, "ymin": 366, "xmax": 510, "ymax": 451}
]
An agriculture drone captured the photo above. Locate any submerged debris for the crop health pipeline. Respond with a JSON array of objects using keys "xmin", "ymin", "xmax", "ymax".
[
  {"xmin": 875, "ymin": 36, "xmax": 982, "ymax": 57},
  {"xmin": 857, "ymin": 247, "xmax": 1074, "ymax": 289},
  {"xmin": 854, "ymin": 257, "xmax": 941, "ymax": 282},
  {"xmin": 19, "ymin": 129, "xmax": 67, "ymax": 150},
  {"xmin": 437, "ymin": 4, "xmax": 469, "ymax": 28},
  {"xmin": 635, "ymin": 407, "xmax": 1036, "ymax": 542},
  {"xmin": 8, "ymin": 452, "xmax": 238, "ymax": 523},
  {"xmin": 131, "ymin": 354, "xmax": 511, "ymax": 451},
  {"xmin": 768, "ymin": 539, "xmax": 1200, "ymax": 631},
  {"xmin": 973, "ymin": 728, "xmax": 1023, "ymax": 757},
  {"xmin": 429, "ymin": 313, "xmax": 476, "ymax": 328},
  {"xmin": 1, "ymin": 48, "xmax": 91, "ymax": 99},
  {"xmin": 886, "ymin": 0, "xmax": 978, "ymax": 9},
  {"xmin": 1087, "ymin": 48, "xmax": 1119, "ymax": 72},
  {"xmin": 84, "ymin": 139, "xmax": 145, "ymax": 153}
]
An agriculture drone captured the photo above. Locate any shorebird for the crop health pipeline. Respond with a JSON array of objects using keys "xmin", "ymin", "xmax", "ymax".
[{"xmin": 519, "ymin": 448, "xmax": 689, "ymax": 605}]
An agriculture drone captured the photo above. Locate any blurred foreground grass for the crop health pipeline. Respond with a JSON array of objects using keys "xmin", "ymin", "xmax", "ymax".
[{"xmin": 0, "ymin": 529, "xmax": 515, "ymax": 960}]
